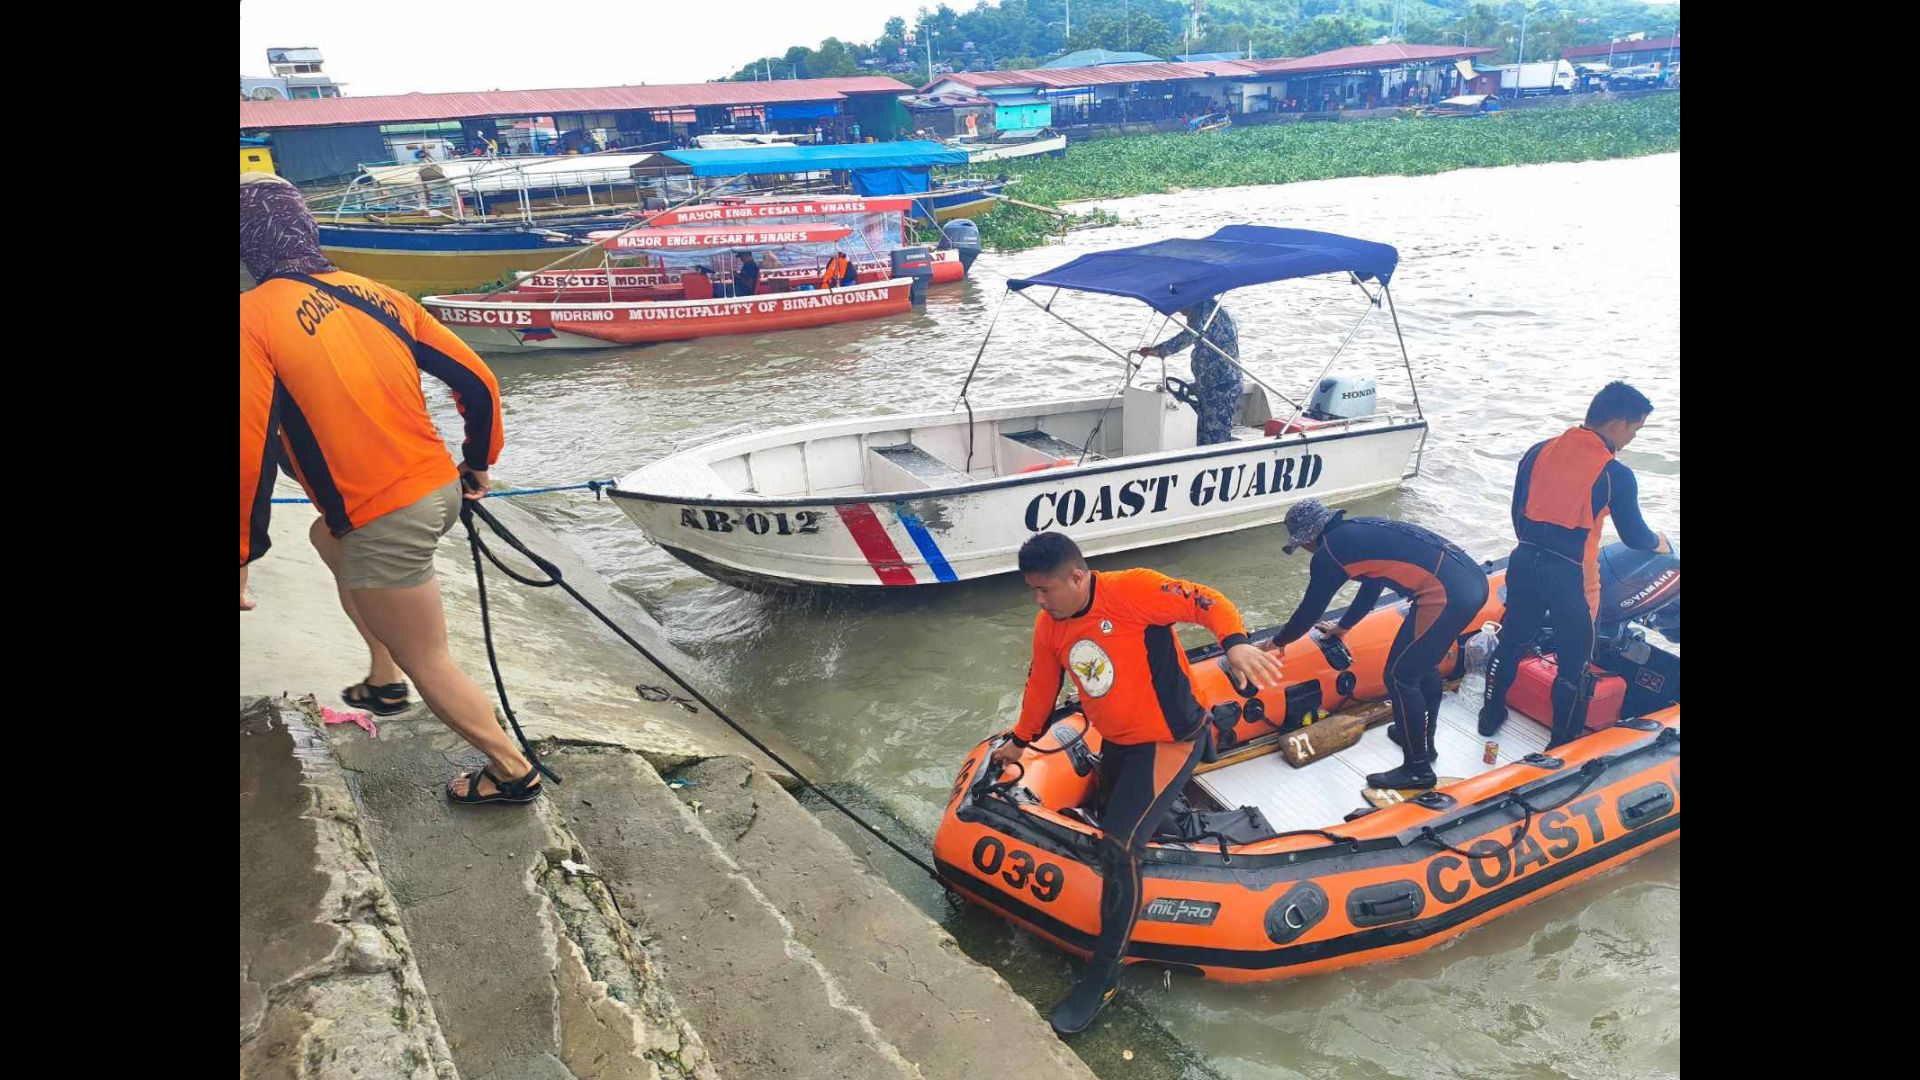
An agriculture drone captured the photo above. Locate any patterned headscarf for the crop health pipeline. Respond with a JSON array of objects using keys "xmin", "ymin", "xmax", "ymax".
[{"xmin": 239, "ymin": 173, "xmax": 335, "ymax": 282}]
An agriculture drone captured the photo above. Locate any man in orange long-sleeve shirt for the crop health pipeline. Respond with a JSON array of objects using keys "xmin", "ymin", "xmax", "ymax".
[
  {"xmin": 991, "ymin": 532, "xmax": 1283, "ymax": 1034},
  {"xmin": 240, "ymin": 172, "xmax": 542, "ymax": 805}
]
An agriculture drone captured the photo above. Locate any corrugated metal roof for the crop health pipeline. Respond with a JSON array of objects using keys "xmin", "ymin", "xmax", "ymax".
[
  {"xmin": 900, "ymin": 92, "xmax": 997, "ymax": 109},
  {"xmin": 929, "ymin": 59, "xmax": 1267, "ymax": 93},
  {"xmin": 239, "ymin": 76, "xmax": 913, "ymax": 131},
  {"xmin": 1040, "ymin": 49, "xmax": 1167, "ymax": 68},
  {"xmin": 925, "ymin": 46, "xmax": 1495, "ymax": 94},
  {"xmin": 1240, "ymin": 44, "xmax": 1496, "ymax": 77}
]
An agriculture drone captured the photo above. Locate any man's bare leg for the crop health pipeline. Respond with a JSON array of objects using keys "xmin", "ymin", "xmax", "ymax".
[
  {"xmin": 352, "ymin": 579, "xmax": 534, "ymax": 798},
  {"xmin": 309, "ymin": 518, "xmax": 404, "ymax": 687}
]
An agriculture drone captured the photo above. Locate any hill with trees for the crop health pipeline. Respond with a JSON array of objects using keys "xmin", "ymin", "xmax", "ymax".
[{"xmin": 720, "ymin": 1, "xmax": 1679, "ymax": 84}]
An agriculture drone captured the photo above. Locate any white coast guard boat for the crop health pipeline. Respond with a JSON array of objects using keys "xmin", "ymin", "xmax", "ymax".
[{"xmin": 608, "ymin": 225, "xmax": 1430, "ymax": 591}]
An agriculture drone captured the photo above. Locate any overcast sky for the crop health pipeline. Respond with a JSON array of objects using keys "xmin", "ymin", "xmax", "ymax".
[
  {"xmin": 241, "ymin": 1, "xmax": 1679, "ymax": 97},
  {"xmin": 240, "ymin": 0, "xmax": 938, "ymax": 97}
]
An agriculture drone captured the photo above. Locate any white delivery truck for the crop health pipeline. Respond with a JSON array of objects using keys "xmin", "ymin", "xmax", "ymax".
[{"xmin": 1495, "ymin": 60, "xmax": 1577, "ymax": 95}]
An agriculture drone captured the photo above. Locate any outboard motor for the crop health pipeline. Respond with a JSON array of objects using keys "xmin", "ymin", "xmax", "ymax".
[
  {"xmin": 1589, "ymin": 540, "xmax": 1681, "ymax": 714},
  {"xmin": 1597, "ymin": 540, "xmax": 1680, "ymax": 644},
  {"xmin": 890, "ymin": 245, "xmax": 934, "ymax": 307},
  {"xmin": 1303, "ymin": 375, "xmax": 1378, "ymax": 421},
  {"xmin": 940, "ymin": 218, "xmax": 982, "ymax": 272}
]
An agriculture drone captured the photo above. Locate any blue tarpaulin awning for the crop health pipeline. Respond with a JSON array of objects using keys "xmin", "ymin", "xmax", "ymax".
[
  {"xmin": 657, "ymin": 140, "xmax": 967, "ymax": 177},
  {"xmin": 850, "ymin": 168, "xmax": 931, "ymax": 196},
  {"xmin": 766, "ymin": 101, "xmax": 839, "ymax": 121},
  {"xmin": 1008, "ymin": 225, "xmax": 1399, "ymax": 313}
]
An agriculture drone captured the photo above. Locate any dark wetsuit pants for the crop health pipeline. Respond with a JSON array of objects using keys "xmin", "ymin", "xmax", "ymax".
[
  {"xmin": 1086, "ymin": 732, "xmax": 1209, "ymax": 982},
  {"xmin": 1482, "ymin": 543, "xmax": 1595, "ymax": 749},
  {"xmin": 1387, "ymin": 560, "xmax": 1491, "ymax": 766}
]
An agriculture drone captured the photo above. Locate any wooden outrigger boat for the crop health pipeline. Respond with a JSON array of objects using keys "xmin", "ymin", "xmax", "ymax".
[
  {"xmin": 631, "ymin": 141, "xmax": 1011, "ymax": 225},
  {"xmin": 631, "ymin": 195, "xmax": 974, "ymax": 281},
  {"xmin": 422, "ymin": 221, "xmax": 914, "ymax": 351},
  {"xmin": 315, "ymin": 219, "xmax": 610, "ymax": 296},
  {"xmin": 948, "ymin": 129, "xmax": 1069, "ymax": 163},
  {"xmin": 331, "ymin": 151, "xmax": 674, "ymax": 221},
  {"xmin": 496, "ymin": 194, "xmax": 973, "ymax": 304},
  {"xmin": 608, "ymin": 225, "xmax": 1430, "ymax": 591},
  {"xmin": 317, "ymin": 166, "xmax": 980, "ymax": 295}
]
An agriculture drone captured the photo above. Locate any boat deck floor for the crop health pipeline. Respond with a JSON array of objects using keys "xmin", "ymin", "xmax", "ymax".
[{"xmin": 1193, "ymin": 681, "xmax": 1553, "ymax": 832}]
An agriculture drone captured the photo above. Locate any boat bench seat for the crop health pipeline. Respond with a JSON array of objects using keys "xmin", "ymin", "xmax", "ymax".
[
  {"xmin": 870, "ymin": 443, "xmax": 972, "ymax": 489},
  {"xmin": 1004, "ymin": 429, "xmax": 1104, "ymax": 462}
]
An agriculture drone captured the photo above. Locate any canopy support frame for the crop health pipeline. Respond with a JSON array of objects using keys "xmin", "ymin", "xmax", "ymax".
[
  {"xmin": 1383, "ymin": 283, "xmax": 1426, "ymax": 477},
  {"xmin": 956, "ymin": 256, "xmax": 1421, "ymax": 476},
  {"xmin": 472, "ymin": 172, "xmax": 754, "ymax": 302},
  {"xmin": 1276, "ymin": 284, "xmax": 1381, "ymax": 433}
]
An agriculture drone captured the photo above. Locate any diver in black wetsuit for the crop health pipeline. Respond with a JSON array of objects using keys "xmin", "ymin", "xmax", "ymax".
[
  {"xmin": 1270, "ymin": 499, "xmax": 1490, "ymax": 789},
  {"xmin": 1480, "ymin": 382, "xmax": 1672, "ymax": 749}
]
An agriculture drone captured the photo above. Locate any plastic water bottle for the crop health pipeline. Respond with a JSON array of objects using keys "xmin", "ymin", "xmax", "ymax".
[{"xmin": 1457, "ymin": 622, "xmax": 1502, "ymax": 702}]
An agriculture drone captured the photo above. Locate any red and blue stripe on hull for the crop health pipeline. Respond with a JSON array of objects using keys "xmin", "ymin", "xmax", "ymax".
[{"xmin": 833, "ymin": 501, "xmax": 959, "ymax": 586}]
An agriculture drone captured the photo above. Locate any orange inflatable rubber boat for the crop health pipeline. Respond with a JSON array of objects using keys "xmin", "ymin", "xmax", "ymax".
[{"xmin": 934, "ymin": 560, "xmax": 1680, "ymax": 983}]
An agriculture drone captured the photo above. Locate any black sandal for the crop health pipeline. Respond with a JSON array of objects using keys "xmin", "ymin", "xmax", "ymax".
[
  {"xmin": 445, "ymin": 764, "xmax": 543, "ymax": 805},
  {"xmin": 342, "ymin": 680, "xmax": 411, "ymax": 716}
]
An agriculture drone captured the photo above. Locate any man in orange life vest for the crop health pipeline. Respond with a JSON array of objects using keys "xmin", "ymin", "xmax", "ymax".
[
  {"xmin": 1480, "ymin": 382, "xmax": 1672, "ymax": 748},
  {"xmin": 818, "ymin": 249, "xmax": 855, "ymax": 290},
  {"xmin": 990, "ymin": 532, "xmax": 1284, "ymax": 1035}
]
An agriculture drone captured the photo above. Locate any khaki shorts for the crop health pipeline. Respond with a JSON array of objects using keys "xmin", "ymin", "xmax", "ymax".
[{"xmin": 339, "ymin": 481, "xmax": 463, "ymax": 590}]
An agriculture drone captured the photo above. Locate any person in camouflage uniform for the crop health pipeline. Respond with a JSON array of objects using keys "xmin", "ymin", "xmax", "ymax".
[{"xmin": 1139, "ymin": 298, "xmax": 1243, "ymax": 445}]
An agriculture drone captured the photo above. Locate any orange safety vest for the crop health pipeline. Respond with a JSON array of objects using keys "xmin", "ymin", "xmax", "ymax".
[
  {"xmin": 819, "ymin": 253, "xmax": 850, "ymax": 290},
  {"xmin": 1015, "ymin": 569, "xmax": 1249, "ymax": 746},
  {"xmin": 1521, "ymin": 425, "xmax": 1615, "ymax": 613}
]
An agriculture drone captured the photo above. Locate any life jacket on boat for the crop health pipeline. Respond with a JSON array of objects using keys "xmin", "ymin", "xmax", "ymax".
[
  {"xmin": 1516, "ymin": 426, "xmax": 1614, "ymax": 613},
  {"xmin": 1015, "ymin": 458, "xmax": 1076, "ymax": 474},
  {"xmin": 819, "ymin": 253, "xmax": 851, "ymax": 291}
]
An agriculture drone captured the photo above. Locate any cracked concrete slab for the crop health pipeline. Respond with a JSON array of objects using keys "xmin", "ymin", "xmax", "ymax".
[
  {"xmin": 548, "ymin": 746, "xmax": 922, "ymax": 1080},
  {"xmin": 325, "ymin": 711, "xmax": 716, "ymax": 1080},
  {"xmin": 240, "ymin": 697, "xmax": 457, "ymax": 1080},
  {"xmin": 673, "ymin": 757, "xmax": 1098, "ymax": 1080}
]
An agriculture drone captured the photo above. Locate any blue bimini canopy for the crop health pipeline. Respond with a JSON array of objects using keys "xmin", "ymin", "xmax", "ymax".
[
  {"xmin": 658, "ymin": 140, "xmax": 967, "ymax": 177},
  {"xmin": 1008, "ymin": 225, "xmax": 1399, "ymax": 314}
]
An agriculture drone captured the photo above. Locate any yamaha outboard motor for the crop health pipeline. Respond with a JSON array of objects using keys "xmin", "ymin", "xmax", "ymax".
[
  {"xmin": 940, "ymin": 218, "xmax": 982, "ymax": 272},
  {"xmin": 890, "ymin": 245, "xmax": 933, "ymax": 307},
  {"xmin": 1597, "ymin": 540, "xmax": 1680, "ymax": 644},
  {"xmin": 1590, "ymin": 540, "xmax": 1680, "ymax": 714}
]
